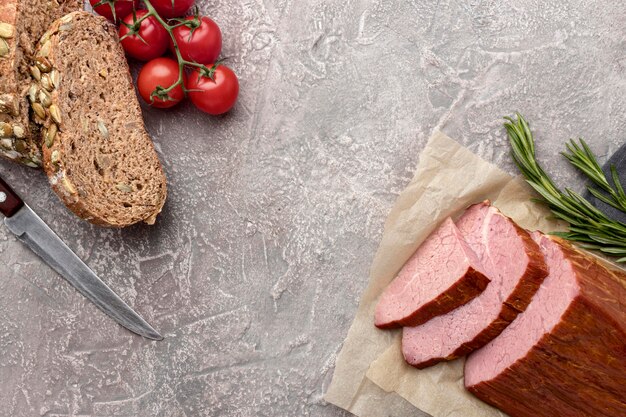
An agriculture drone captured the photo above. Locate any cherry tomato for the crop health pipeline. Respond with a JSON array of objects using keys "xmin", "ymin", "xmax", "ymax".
[
  {"xmin": 137, "ymin": 58, "xmax": 186, "ymax": 109},
  {"xmin": 187, "ymin": 64, "xmax": 239, "ymax": 115},
  {"xmin": 149, "ymin": 0, "xmax": 195, "ymax": 18},
  {"xmin": 89, "ymin": 0, "xmax": 139, "ymax": 23},
  {"xmin": 119, "ymin": 11, "xmax": 169, "ymax": 61},
  {"xmin": 170, "ymin": 16, "xmax": 222, "ymax": 65}
]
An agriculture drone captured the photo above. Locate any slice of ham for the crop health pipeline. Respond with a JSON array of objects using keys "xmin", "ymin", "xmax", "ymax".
[
  {"xmin": 374, "ymin": 217, "xmax": 490, "ymax": 329},
  {"xmin": 402, "ymin": 202, "xmax": 548, "ymax": 368},
  {"xmin": 464, "ymin": 234, "xmax": 626, "ymax": 417}
]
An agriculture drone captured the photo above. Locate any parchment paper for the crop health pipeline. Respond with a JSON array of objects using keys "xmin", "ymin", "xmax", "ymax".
[{"xmin": 325, "ymin": 131, "xmax": 565, "ymax": 416}]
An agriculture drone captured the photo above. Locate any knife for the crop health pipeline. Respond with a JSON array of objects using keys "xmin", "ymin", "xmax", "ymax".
[{"xmin": 0, "ymin": 174, "xmax": 163, "ymax": 340}]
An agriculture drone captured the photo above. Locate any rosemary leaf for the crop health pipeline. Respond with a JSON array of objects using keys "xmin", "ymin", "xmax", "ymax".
[
  {"xmin": 611, "ymin": 166, "xmax": 626, "ymax": 203},
  {"xmin": 588, "ymin": 187, "xmax": 625, "ymax": 212}
]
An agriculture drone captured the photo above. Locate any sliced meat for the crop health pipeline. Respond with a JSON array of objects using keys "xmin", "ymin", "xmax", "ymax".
[
  {"xmin": 374, "ymin": 217, "xmax": 490, "ymax": 329},
  {"xmin": 465, "ymin": 234, "xmax": 626, "ymax": 417},
  {"xmin": 402, "ymin": 202, "xmax": 547, "ymax": 368}
]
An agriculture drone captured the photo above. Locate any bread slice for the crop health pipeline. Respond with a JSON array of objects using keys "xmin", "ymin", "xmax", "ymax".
[
  {"xmin": 33, "ymin": 11, "xmax": 167, "ymax": 227},
  {"xmin": 0, "ymin": 0, "xmax": 81, "ymax": 167}
]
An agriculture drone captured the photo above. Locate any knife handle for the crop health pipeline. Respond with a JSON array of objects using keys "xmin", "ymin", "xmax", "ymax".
[{"xmin": 0, "ymin": 174, "xmax": 24, "ymax": 217}]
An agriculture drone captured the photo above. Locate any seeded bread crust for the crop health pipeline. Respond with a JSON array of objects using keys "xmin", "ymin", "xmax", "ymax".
[
  {"xmin": 35, "ymin": 12, "xmax": 167, "ymax": 227},
  {"xmin": 0, "ymin": 0, "xmax": 81, "ymax": 167}
]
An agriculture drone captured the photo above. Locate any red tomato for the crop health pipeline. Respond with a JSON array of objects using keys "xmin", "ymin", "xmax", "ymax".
[
  {"xmin": 137, "ymin": 58, "xmax": 186, "ymax": 108},
  {"xmin": 119, "ymin": 11, "xmax": 169, "ymax": 61},
  {"xmin": 170, "ymin": 16, "xmax": 222, "ymax": 65},
  {"xmin": 89, "ymin": 0, "xmax": 139, "ymax": 23},
  {"xmin": 187, "ymin": 64, "xmax": 239, "ymax": 115},
  {"xmin": 149, "ymin": 0, "xmax": 195, "ymax": 18}
]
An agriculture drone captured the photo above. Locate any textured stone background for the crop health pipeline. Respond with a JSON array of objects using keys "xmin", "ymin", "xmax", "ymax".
[{"xmin": 1, "ymin": 0, "xmax": 625, "ymax": 416}]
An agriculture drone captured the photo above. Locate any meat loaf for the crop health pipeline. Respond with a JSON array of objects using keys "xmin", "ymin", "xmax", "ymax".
[
  {"xmin": 402, "ymin": 202, "xmax": 547, "ymax": 368},
  {"xmin": 33, "ymin": 12, "xmax": 167, "ymax": 227},
  {"xmin": 0, "ymin": 0, "xmax": 81, "ymax": 167},
  {"xmin": 465, "ymin": 233, "xmax": 626, "ymax": 417},
  {"xmin": 374, "ymin": 217, "xmax": 490, "ymax": 329}
]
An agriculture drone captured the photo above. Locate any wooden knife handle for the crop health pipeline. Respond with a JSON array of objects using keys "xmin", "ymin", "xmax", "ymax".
[{"xmin": 0, "ymin": 174, "xmax": 24, "ymax": 217}]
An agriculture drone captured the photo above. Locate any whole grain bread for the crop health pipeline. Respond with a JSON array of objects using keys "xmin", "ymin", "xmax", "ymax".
[
  {"xmin": 0, "ymin": 0, "xmax": 81, "ymax": 167},
  {"xmin": 33, "ymin": 11, "xmax": 167, "ymax": 227}
]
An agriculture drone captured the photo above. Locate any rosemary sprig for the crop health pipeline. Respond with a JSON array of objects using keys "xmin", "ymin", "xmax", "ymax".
[
  {"xmin": 562, "ymin": 139, "xmax": 626, "ymax": 212},
  {"xmin": 505, "ymin": 113, "xmax": 626, "ymax": 262}
]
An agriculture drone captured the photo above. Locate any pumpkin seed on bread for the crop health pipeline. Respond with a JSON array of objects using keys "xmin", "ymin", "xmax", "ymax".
[
  {"xmin": 0, "ymin": 0, "xmax": 81, "ymax": 167},
  {"xmin": 34, "ymin": 11, "xmax": 167, "ymax": 227}
]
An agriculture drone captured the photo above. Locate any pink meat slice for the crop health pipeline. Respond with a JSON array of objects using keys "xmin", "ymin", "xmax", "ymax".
[
  {"xmin": 374, "ymin": 217, "xmax": 491, "ymax": 329},
  {"xmin": 465, "ymin": 233, "xmax": 626, "ymax": 417},
  {"xmin": 402, "ymin": 202, "xmax": 548, "ymax": 368}
]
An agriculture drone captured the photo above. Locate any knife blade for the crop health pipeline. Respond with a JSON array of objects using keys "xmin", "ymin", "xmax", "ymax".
[{"xmin": 0, "ymin": 174, "xmax": 163, "ymax": 340}]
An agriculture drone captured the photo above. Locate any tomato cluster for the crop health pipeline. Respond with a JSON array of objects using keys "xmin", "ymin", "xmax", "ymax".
[{"xmin": 89, "ymin": 0, "xmax": 239, "ymax": 115}]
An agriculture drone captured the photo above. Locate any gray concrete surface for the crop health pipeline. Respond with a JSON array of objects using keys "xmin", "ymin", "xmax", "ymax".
[{"xmin": 1, "ymin": 0, "xmax": 625, "ymax": 416}]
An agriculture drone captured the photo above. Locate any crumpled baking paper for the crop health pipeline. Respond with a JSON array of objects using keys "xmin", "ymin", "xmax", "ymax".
[{"xmin": 324, "ymin": 131, "xmax": 565, "ymax": 417}]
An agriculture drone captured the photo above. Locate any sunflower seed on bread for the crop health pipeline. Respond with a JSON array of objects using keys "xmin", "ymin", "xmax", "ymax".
[{"xmin": 36, "ymin": 12, "xmax": 167, "ymax": 227}]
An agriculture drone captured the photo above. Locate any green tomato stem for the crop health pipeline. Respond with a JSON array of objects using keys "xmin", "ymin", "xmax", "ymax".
[{"xmin": 140, "ymin": 0, "xmax": 193, "ymax": 96}]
